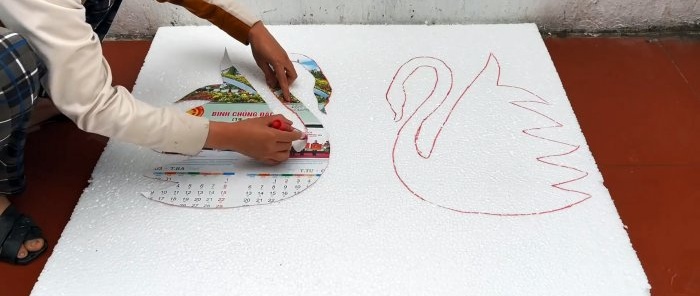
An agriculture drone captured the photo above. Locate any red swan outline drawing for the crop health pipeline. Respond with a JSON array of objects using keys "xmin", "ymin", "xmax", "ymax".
[{"xmin": 385, "ymin": 54, "xmax": 591, "ymax": 216}]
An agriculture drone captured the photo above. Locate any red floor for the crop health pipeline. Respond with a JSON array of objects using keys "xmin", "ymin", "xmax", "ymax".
[{"xmin": 1, "ymin": 37, "xmax": 699, "ymax": 296}]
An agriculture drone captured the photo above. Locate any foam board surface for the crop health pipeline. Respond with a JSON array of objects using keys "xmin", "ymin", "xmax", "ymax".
[{"xmin": 32, "ymin": 25, "xmax": 649, "ymax": 296}]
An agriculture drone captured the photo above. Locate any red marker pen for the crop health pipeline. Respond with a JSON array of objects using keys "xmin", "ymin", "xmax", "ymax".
[
  {"xmin": 270, "ymin": 119, "xmax": 293, "ymax": 131},
  {"xmin": 270, "ymin": 119, "xmax": 283, "ymax": 130},
  {"xmin": 270, "ymin": 119, "xmax": 307, "ymax": 139}
]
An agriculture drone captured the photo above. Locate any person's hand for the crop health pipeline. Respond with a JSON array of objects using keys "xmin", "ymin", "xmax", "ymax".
[
  {"xmin": 204, "ymin": 115, "xmax": 303, "ymax": 165},
  {"xmin": 248, "ymin": 21, "xmax": 297, "ymax": 102}
]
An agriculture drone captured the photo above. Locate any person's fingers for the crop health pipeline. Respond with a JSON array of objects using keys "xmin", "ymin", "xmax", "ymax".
[
  {"xmin": 266, "ymin": 116, "xmax": 293, "ymax": 132},
  {"xmin": 275, "ymin": 142, "xmax": 292, "ymax": 151},
  {"xmin": 274, "ymin": 129, "xmax": 303, "ymax": 142},
  {"xmin": 277, "ymin": 122, "xmax": 294, "ymax": 132},
  {"xmin": 285, "ymin": 62, "xmax": 298, "ymax": 84},
  {"xmin": 261, "ymin": 158, "xmax": 281, "ymax": 166},
  {"xmin": 270, "ymin": 114, "xmax": 293, "ymax": 125},
  {"xmin": 271, "ymin": 151, "xmax": 291, "ymax": 162},
  {"xmin": 255, "ymin": 59, "xmax": 277, "ymax": 88},
  {"xmin": 271, "ymin": 122, "xmax": 291, "ymax": 132},
  {"xmin": 272, "ymin": 63, "xmax": 291, "ymax": 102}
]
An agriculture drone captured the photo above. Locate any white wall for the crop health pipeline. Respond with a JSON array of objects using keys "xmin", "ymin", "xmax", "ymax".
[{"xmin": 111, "ymin": 0, "xmax": 699, "ymax": 36}]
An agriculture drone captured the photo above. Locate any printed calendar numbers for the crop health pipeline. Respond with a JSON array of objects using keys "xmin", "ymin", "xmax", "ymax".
[{"xmin": 145, "ymin": 173, "xmax": 322, "ymax": 208}]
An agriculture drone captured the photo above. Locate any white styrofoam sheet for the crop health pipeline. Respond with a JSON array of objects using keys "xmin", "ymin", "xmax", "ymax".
[{"xmin": 32, "ymin": 25, "xmax": 649, "ymax": 295}]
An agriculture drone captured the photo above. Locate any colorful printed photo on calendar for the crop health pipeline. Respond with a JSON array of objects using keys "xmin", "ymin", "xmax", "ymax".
[{"xmin": 290, "ymin": 127, "xmax": 330, "ymax": 159}]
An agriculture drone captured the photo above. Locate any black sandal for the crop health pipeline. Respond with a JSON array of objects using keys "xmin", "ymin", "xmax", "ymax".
[{"xmin": 0, "ymin": 205, "xmax": 48, "ymax": 265}]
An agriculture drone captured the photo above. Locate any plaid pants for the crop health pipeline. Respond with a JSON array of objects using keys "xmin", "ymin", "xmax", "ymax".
[
  {"xmin": 0, "ymin": 28, "xmax": 44, "ymax": 195},
  {"xmin": 0, "ymin": 1, "xmax": 121, "ymax": 195}
]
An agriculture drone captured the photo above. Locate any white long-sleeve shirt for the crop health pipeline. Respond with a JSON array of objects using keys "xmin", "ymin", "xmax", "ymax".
[{"xmin": 0, "ymin": 0, "xmax": 259, "ymax": 155}]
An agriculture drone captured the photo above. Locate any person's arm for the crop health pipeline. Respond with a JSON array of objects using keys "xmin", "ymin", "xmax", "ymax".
[
  {"xmin": 156, "ymin": 0, "xmax": 257, "ymax": 44},
  {"xmin": 0, "ymin": 0, "xmax": 301, "ymax": 161},
  {"xmin": 158, "ymin": 0, "xmax": 298, "ymax": 101},
  {"xmin": 0, "ymin": 0, "xmax": 210, "ymax": 155}
]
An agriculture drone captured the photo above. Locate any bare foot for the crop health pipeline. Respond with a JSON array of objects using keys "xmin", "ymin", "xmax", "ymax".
[{"xmin": 0, "ymin": 195, "xmax": 45, "ymax": 260}]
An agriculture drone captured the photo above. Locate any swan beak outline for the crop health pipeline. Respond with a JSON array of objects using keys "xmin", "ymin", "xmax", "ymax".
[{"xmin": 386, "ymin": 88, "xmax": 406, "ymax": 122}]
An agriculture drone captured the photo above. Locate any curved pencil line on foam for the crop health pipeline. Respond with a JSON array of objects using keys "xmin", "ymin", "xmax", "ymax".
[
  {"xmin": 386, "ymin": 53, "xmax": 591, "ymax": 216},
  {"xmin": 492, "ymin": 52, "xmax": 592, "ymax": 210},
  {"xmin": 385, "ymin": 56, "xmax": 451, "ymax": 122}
]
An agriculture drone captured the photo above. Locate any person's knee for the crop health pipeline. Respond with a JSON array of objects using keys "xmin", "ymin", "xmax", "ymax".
[
  {"xmin": 0, "ymin": 27, "xmax": 41, "ymax": 70},
  {"xmin": 0, "ymin": 26, "xmax": 14, "ymax": 37},
  {"xmin": 0, "ymin": 27, "xmax": 27, "ymax": 44}
]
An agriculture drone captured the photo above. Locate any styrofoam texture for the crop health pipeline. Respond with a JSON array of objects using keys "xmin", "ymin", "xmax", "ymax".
[{"xmin": 32, "ymin": 25, "xmax": 649, "ymax": 296}]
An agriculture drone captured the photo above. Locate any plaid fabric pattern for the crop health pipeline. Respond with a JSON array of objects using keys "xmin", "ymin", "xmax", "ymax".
[
  {"xmin": 0, "ymin": 28, "xmax": 44, "ymax": 195},
  {"xmin": 0, "ymin": 1, "xmax": 120, "ymax": 194},
  {"xmin": 84, "ymin": 0, "xmax": 124, "ymax": 40}
]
